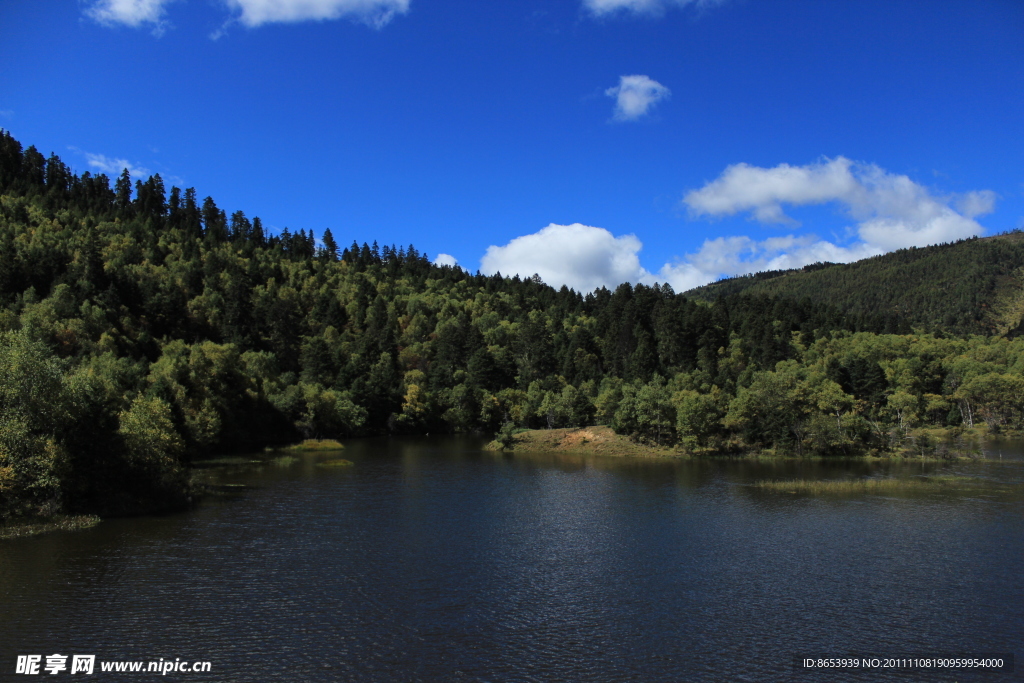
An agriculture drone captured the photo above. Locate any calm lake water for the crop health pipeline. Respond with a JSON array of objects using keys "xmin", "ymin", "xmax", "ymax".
[{"xmin": 2, "ymin": 436, "xmax": 1022, "ymax": 682}]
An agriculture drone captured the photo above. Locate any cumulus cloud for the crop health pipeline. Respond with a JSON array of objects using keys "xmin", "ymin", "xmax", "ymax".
[
  {"xmin": 605, "ymin": 75, "xmax": 670, "ymax": 122},
  {"xmin": 655, "ymin": 235, "xmax": 883, "ymax": 292},
  {"xmin": 479, "ymin": 159, "xmax": 996, "ymax": 294},
  {"xmin": 955, "ymin": 191, "xmax": 997, "ymax": 219},
  {"xmin": 683, "ymin": 157, "xmax": 993, "ymax": 251},
  {"xmin": 584, "ymin": 0, "xmax": 725, "ymax": 18},
  {"xmin": 481, "ymin": 224, "xmax": 657, "ymax": 293},
  {"xmin": 83, "ymin": 152, "xmax": 151, "ymax": 178},
  {"xmin": 477, "ymin": 222, "xmax": 885, "ymax": 294},
  {"xmin": 84, "ymin": 0, "xmax": 173, "ymax": 33},
  {"xmin": 657, "ymin": 157, "xmax": 996, "ymax": 290},
  {"xmin": 86, "ymin": 0, "xmax": 407, "ymax": 33},
  {"xmin": 223, "ymin": 0, "xmax": 410, "ymax": 28},
  {"xmin": 433, "ymin": 253, "xmax": 458, "ymax": 267}
]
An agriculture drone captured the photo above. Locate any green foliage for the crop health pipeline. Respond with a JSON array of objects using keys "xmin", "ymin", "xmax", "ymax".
[
  {"xmin": 116, "ymin": 395, "xmax": 189, "ymax": 508},
  {"xmin": 536, "ymin": 382, "xmax": 597, "ymax": 429},
  {"xmin": 0, "ymin": 330, "xmax": 192, "ymax": 519},
  {"xmin": 294, "ymin": 384, "xmax": 368, "ymax": 439},
  {"xmin": 0, "ymin": 331, "xmax": 77, "ymax": 518},
  {"xmin": 723, "ymin": 360, "xmax": 866, "ymax": 455},
  {"xmin": 674, "ymin": 387, "xmax": 727, "ymax": 450},
  {"xmin": 494, "ymin": 421, "xmax": 517, "ymax": 450},
  {"xmin": 613, "ymin": 376, "xmax": 676, "ymax": 445}
]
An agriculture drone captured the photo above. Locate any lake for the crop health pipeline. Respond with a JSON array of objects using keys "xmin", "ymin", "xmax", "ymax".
[{"xmin": 2, "ymin": 436, "xmax": 1022, "ymax": 681}]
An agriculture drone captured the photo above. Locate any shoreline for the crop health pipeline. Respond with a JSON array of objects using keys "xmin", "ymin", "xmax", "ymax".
[
  {"xmin": 484, "ymin": 425, "xmax": 994, "ymax": 461},
  {"xmin": 5, "ymin": 430, "xmax": 1007, "ymax": 541}
]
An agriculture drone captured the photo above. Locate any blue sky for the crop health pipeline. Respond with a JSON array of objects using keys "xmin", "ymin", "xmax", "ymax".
[{"xmin": 1, "ymin": 0, "xmax": 1022, "ymax": 292}]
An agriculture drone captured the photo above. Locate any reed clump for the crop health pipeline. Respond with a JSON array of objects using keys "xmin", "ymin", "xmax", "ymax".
[
  {"xmin": 286, "ymin": 439, "xmax": 345, "ymax": 452},
  {"xmin": 316, "ymin": 459, "xmax": 354, "ymax": 468},
  {"xmin": 0, "ymin": 515, "xmax": 101, "ymax": 540},
  {"xmin": 754, "ymin": 476, "xmax": 979, "ymax": 494}
]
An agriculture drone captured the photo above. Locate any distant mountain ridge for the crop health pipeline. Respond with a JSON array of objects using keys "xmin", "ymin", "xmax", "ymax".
[{"xmin": 683, "ymin": 232, "xmax": 1024, "ymax": 336}]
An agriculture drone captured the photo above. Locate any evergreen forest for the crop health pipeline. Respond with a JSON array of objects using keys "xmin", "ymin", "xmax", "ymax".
[
  {"xmin": 2, "ymin": 130, "xmax": 1024, "ymax": 521},
  {"xmin": 686, "ymin": 231, "xmax": 1024, "ymax": 337}
]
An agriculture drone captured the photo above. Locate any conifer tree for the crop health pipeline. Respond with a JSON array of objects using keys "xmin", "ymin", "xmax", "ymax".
[
  {"xmin": 251, "ymin": 216, "xmax": 266, "ymax": 247},
  {"xmin": 321, "ymin": 228, "xmax": 339, "ymax": 262},
  {"xmin": 114, "ymin": 168, "xmax": 132, "ymax": 213}
]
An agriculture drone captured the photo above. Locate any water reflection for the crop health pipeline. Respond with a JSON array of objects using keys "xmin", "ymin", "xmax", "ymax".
[{"xmin": 981, "ymin": 435, "xmax": 1024, "ymax": 460}]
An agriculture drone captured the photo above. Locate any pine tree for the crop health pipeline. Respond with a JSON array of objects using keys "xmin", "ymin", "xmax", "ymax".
[
  {"xmin": 183, "ymin": 188, "xmax": 202, "ymax": 238},
  {"xmin": 320, "ymin": 228, "xmax": 339, "ymax": 262},
  {"xmin": 202, "ymin": 197, "xmax": 227, "ymax": 241},
  {"xmin": 251, "ymin": 216, "xmax": 266, "ymax": 247},
  {"xmin": 21, "ymin": 146, "xmax": 45, "ymax": 191},
  {"xmin": 114, "ymin": 168, "xmax": 133, "ymax": 214},
  {"xmin": 167, "ymin": 186, "xmax": 182, "ymax": 227},
  {"xmin": 229, "ymin": 210, "xmax": 251, "ymax": 242}
]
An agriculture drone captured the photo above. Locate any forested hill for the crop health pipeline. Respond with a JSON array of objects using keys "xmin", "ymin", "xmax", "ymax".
[
  {"xmin": 684, "ymin": 232, "xmax": 1024, "ymax": 336},
  {"xmin": 3, "ymin": 130, "xmax": 1024, "ymax": 522}
]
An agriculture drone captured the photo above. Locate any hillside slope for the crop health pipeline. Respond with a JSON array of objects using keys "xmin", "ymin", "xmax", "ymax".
[{"xmin": 684, "ymin": 233, "xmax": 1024, "ymax": 336}]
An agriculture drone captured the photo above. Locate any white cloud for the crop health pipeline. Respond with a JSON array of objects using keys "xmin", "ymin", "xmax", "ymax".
[
  {"xmin": 477, "ymin": 222, "xmax": 885, "ymax": 294},
  {"xmin": 433, "ymin": 253, "xmax": 458, "ymax": 267},
  {"xmin": 481, "ymin": 223, "xmax": 657, "ymax": 293},
  {"xmin": 683, "ymin": 157, "xmax": 993, "ymax": 251},
  {"xmin": 605, "ymin": 75, "xmax": 670, "ymax": 122},
  {"xmin": 954, "ymin": 190, "xmax": 997, "ymax": 219},
  {"xmin": 86, "ymin": 0, "xmax": 407, "ymax": 34},
  {"xmin": 478, "ymin": 159, "xmax": 996, "ymax": 294},
  {"xmin": 223, "ymin": 0, "xmax": 410, "ymax": 28},
  {"xmin": 83, "ymin": 152, "xmax": 151, "ymax": 178},
  {"xmin": 84, "ymin": 0, "xmax": 173, "ymax": 34},
  {"xmin": 655, "ymin": 235, "xmax": 883, "ymax": 292},
  {"xmin": 584, "ymin": 0, "xmax": 725, "ymax": 18}
]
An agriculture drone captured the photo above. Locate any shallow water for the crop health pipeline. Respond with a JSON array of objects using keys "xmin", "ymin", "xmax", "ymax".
[{"xmin": 2, "ymin": 436, "xmax": 1022, "ymax": 681}]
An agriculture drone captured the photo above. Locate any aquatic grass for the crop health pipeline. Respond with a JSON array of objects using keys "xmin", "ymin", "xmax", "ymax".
[
  {"xmin": 195, "ymin": 456, "xmax": 263, "ymax": 466},
  {"xmin": 272, "ymin": 455, "xmax": 299, "ymax": 467},
  {"xmin": 190, "ymin": 480, "xmax": 253, "ymax": 496},
  {"xmin": 285, "ymin": 439, "xmax": 345, "ymax": 452},
  {"xmin": 0, "ymin": 515, "xmax": 101, "ymax": 540},
  {"xmin": 316, "ymin": 458, "xmax": 354, "ymax": 468},
  {"xmin": 753, "ymin": 476, "xmax": 981, "ymax": 495}
]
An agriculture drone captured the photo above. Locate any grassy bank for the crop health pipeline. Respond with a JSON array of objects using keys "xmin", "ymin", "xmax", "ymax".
[
  {"xmin": 485, "ymin": 426, "xmax": 684, "ymax": 458},
  {"xmin": 486, "ymin": 425, "xmax": 994, "ymax": 461}
]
